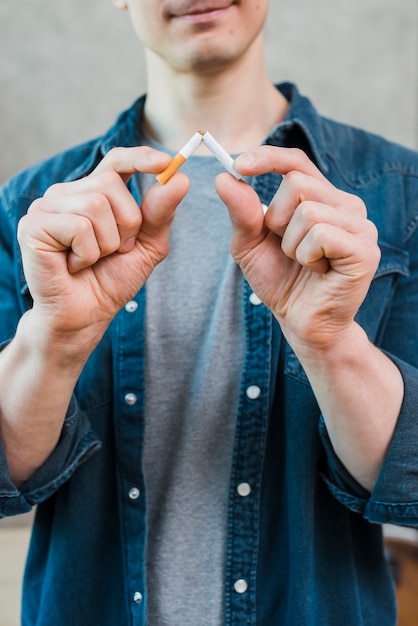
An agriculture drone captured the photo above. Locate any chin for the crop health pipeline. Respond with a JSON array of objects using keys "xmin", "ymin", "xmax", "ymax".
[{"xmin": 173, "ymin": 39, "xmax": 242, "ymax": 74}]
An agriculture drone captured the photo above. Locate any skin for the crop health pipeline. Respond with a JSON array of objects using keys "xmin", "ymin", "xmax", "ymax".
[{"xmin": 0, "ymin": 1, "xmax": 404, "ymax": 490}]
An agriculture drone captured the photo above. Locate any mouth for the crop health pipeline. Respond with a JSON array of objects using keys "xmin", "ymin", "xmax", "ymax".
[{"xmin": 168, "ymin": 1, "xmax": 236, "ymax": 24}]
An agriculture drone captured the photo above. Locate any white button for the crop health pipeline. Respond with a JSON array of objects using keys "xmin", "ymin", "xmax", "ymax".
[
  {"xmin": 237, "ymin": 482, "xmax": 252, "ymax": 497},
  {"xmin": 261, "ymin": 203, "xmax": 268, "ymax": 215},
  {"xmin": 234, "ymin": 579, "xmax": 248, "ymax": 594},
  {"xmin": 125, "ymin": 300, "xmax": 138, "ymax": 313},
  {"xmin": 133, "ymin": 591, "xmax": 143, "ymax": 604},
  {"xmin": 129, "ymin": 487, "xmax": 140, "ymax": 500},
  {"xmin": 246, "ymin": 385, "xmax": 261, "ymax": 400},
  {"xmin": 125, "ymin": 393, "xmax": 138, "ymax": 406},
  {"xmin": 249, "ymin": 292, "xmax": 262, "ymax": 306}
]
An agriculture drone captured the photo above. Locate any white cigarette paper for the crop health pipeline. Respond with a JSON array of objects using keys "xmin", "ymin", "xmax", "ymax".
[
  {"xmin": 202, "ymin": 131, "xmax": 242, "ymax": 180},
  {"xmin": 156, "ymin": 131, "xmax": 204, "ymax": 184},
  {"xmin": 180, "ymin": 131, "xmax": 205, "ymax": 158},
  {"xmin": 156, "ymin": 129, "xmax": 243, "ymax": 184}
]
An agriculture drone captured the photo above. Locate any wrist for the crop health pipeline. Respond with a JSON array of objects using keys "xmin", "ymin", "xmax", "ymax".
[
  {"xmin": 284, "ymin": 321, "xmax": 370, "ymax": 376},
  {"xmin": 16, "ymin": 308, "xmax": 107, "ymax": 369}
]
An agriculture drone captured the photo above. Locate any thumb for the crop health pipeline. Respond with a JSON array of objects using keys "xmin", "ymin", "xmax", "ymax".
[{"xmin": 215, "ymin": 173, "xmax": 267, "ymax": 254}]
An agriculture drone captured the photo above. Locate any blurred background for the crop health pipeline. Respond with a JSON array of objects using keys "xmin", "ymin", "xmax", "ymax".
[
  {"xmin": 1, "ymin": 0, "xmax": 417, "ymax": 186},
  {"xmin": 0, "ymin": 0, "xmax": 417, "ymax": 624}
]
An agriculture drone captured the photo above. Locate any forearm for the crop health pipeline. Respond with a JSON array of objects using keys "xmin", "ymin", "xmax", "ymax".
[
  {"xmin": 293, "ymin": 322, "xmax": 404, "ymax": 492},
  {"xmin": 0, "ymin": 310, "xmax": 101, "ymax": 486}
]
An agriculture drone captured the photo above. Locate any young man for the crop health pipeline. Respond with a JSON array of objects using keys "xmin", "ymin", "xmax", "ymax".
[{"xmin": 0, "ymin": 1, "xmax": 417, "ymax": 624}]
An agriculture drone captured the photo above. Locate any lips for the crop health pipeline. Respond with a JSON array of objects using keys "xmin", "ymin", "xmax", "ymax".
[{"xmin": 167, "ymin": 1, "xmax": 234, "ymax": 18}]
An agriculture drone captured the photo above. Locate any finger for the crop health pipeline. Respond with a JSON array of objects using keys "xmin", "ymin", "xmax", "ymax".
[
  {"xmin": 214, "ymin": 173, "xmax": 267, "ymax": 255},
  {"xmin": 44, "ymin": 147, "xmax": 174, "ymax": 251},
  {"xmin": 44, "ymin": 147, "xmax": 171, "ymax": 199},
  {"xmin": 234, "ymin": 146, "xmax": 329, "ymax": 181},
  {"xmin": 64, "ymin": 216, "xmax": 103, "ymax": 274},
  {"xmin": 280, "ymin": 200, "xmax": 372, "ymax": 266},
  {"xmin": 139, "ymin": 172, "xmax": 190, "ymax": 241},
  {"xmin": 44, "ymin": 170, "xmax": 146, "ymax": 252},
  {"xmin": 93, "ymin": 146, "xmax": 172, "ymax": 182},
  {"xmin": 29, "ymin": 193, "xmax": 123, "ymax": 259},
  {"xmin": 19, "ymin": 210, "xmax": 102, "ymax": 274},
  {"xmin": 294, "ymin": 220, "xmax": 380, "ymax": 277},
  {"xmin": 265, "ymin": 171, "xmax": 367, "ymax": 237}
]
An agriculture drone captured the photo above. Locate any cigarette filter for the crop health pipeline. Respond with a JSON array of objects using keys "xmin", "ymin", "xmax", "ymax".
[{"xmin": 156, "ymin": 131, "xmax": 204, "ymax": 184}]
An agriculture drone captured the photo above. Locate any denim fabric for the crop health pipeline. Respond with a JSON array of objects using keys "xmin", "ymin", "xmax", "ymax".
[{"xmin": 1, "ymin": 83, "xmax": 418, "ymax": 625}]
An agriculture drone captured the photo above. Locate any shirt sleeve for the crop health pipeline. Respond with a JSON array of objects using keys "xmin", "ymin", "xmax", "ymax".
[
  {"xmin": 0, "ymin": 389, "xmax": 101, "ymax": 518},
  {"xmin": 0, "ymin": 180, "xmax": 102, "ymax": 518},
  {"xmin": 319, "ymin": 181, "xmax": 418, "ymax": 527},
  {"xmin": 319, "ymin": 355, "xmax": 418, "ymax": 528}
]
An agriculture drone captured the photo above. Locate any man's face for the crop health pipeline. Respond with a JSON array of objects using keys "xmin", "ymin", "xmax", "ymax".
[{"xmin": 125, "ymin": 1, "xmax": 270, "ymax": 74}]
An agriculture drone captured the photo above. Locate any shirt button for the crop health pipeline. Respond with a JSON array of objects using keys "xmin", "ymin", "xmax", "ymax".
[
  {"xmin": 133, "ymin": 591, "xmax": 143, "ymax": 604},
  {"xmin": 125, "ymin": 392, "xmax": 137, "ymax": 406},
  {"xmin": 234, "ymin": 579, "xmax": 248, "ymax": 594},
  {"xmin": 128, "ymin": 487, "xmax": 140, "ymax": 500},
  {"xmin": 125, "ymin": 300, "xmax": 138, "ymax": 313},
  {"xmin": 249, "ymin": 292, "xmax": 262, "ymax": 306},
  {"xmin": 237, "ymin": 482, "xmax": 252, "ymax": 497},
  {"xmin": 246, "ymin": 385, "xmax": 261, "ymax": 400}
]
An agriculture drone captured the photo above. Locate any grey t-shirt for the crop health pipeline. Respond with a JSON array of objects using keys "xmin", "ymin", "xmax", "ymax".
[{"xmin": 141, "ymin": 151, "xmax": 245, "ymax": 625}]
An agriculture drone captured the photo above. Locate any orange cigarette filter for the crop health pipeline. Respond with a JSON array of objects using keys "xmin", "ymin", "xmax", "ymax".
[
  {"xmin": 156, "ymin": 153, "xmax": 187, "ymax": 184},
  {"xmin": 156, "ymin": 131, "xmax": 204, "ymax": 184}
]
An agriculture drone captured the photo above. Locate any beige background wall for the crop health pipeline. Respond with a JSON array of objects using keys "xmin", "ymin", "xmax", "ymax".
[
  {"xmin": 0, "ymin": 1, "xmax": 417, "ymax": 624},
  {"xmin": 0, "ymin": 0, "xmax": 417, "ymax": 185}
]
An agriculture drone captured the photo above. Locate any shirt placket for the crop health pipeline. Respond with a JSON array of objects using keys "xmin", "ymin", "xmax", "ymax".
[
  {"xmin": 224, "ymin": 171, "xmax": 282, "ymax": 625},
  {"xmin": 112, "ymin": 289, "xmax": 148, "ymax": 625},
  {"xmin": 225, "ymin": 278, "xmax": 273, "ymax": 625}
]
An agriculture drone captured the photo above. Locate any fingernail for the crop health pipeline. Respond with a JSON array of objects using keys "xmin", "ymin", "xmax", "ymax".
[
  {"xmin": 236, "ymin": 151, "xmax": 256, "ymax": 166},
  {"xmin": 119, "ymin": 237, "xmax": 136, "ymax": 253}
]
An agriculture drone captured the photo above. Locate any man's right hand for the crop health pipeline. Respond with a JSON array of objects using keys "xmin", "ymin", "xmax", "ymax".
[
  {"xmin": 18, "ymin": 147, "xmax": 189, "ymax": 344},
  {"xmin": 0, "ymin": 147, "xmax": 189, "ymax": 485}
]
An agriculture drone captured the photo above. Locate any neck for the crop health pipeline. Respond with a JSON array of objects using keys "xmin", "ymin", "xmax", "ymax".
[{"xmin": 142, "ymin": 38, "xmax": 288, "ymax": 154}]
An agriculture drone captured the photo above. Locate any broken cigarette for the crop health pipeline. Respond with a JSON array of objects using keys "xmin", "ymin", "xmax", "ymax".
[
  {"xmin": 156, "ymin": 131, "xmax": 204, "ymax": 184},
  {"xmin": 201, "ymin": 131, "xmax": 242, "ymax": 180},
  {"xmin": 156, "ymin": 130, "xmax": 242, "ymax": 184}
]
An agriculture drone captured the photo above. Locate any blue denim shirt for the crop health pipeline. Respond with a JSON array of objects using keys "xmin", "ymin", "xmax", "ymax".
[{"xmin": 1, "ymin": 83, "xmax": 418, "ymax": 626}]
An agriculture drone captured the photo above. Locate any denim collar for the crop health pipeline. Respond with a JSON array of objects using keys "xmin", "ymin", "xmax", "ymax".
[
  {"xmin": 63, "ymin": 83, "xmax": 329, "ymax": 182},
  {"xmin": 267, "ymin": 82, "xmax": 329, "ymax": 173}
]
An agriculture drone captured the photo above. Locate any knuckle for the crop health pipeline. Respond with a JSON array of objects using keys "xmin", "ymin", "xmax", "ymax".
[
  {"xmin": 104, "ymin": 146, "xmax": 124, "ymax": 164},
  {"xmin": 358, "ymin": 197, "xmax": 367, "ymax": 214},
  {"xmin": 95, "ymin": 169, "xmax": 122, "ymax": 189},
  {"xmin": 289, "ymin": 147, "xmax": 309, "ymax": 165},
  {"xmin": 373, "ymin": 244, "xmax": 382, "ymax": 265},
  {"xmin": 288, "ymin": 147, "xmax": 305, "ymax": 159},
  {"xmin": 283, "ymin": 171, "xmax": 306, "ymax": 200},
  {"xmin": 298, "ymin": 199, "xmax": 316, "ymax": 220},
  {"xmin": 17, "ymin": 214, "xmax": 29, "ymax": 241},
  {"xmin": 366, "ymin": 219, "xmax": 379, "ymax": 240},
  {"xmin": 284, "ymin": 169, "xmax": 303, "ymax": 187},
  {"xmin": 355, "ymin": 199, "xmax": 367, "ymax": 218},
  {"xmin": 75, "ymin": 214, "xmax": 95, "ymax": 236},
  {"xmin": 85, "ymin": 191, "xmax": 109, "ymax": 216},
  {"xmin": 26, "ymin": 197, "xmax": 45, "ymax": 213},
  {"xmin": 343, "ymin": 191, "xmax": 367, "ymax": 217},
  {"xmin": 43, "ymin": 182, "xmax": 64, "ymax": 198},
  {"xmin": 122, "ymin": 210, "xmax": 141, "ymax": 231}
]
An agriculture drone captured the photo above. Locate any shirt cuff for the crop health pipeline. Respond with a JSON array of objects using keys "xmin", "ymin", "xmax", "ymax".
[
  {"xmin": 0, "ymin": 395, "xmax": 101, "ymax": 518},
  {"xmin": 319, "ymin": 354, "xmax": 418, "ymax": 528}
]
